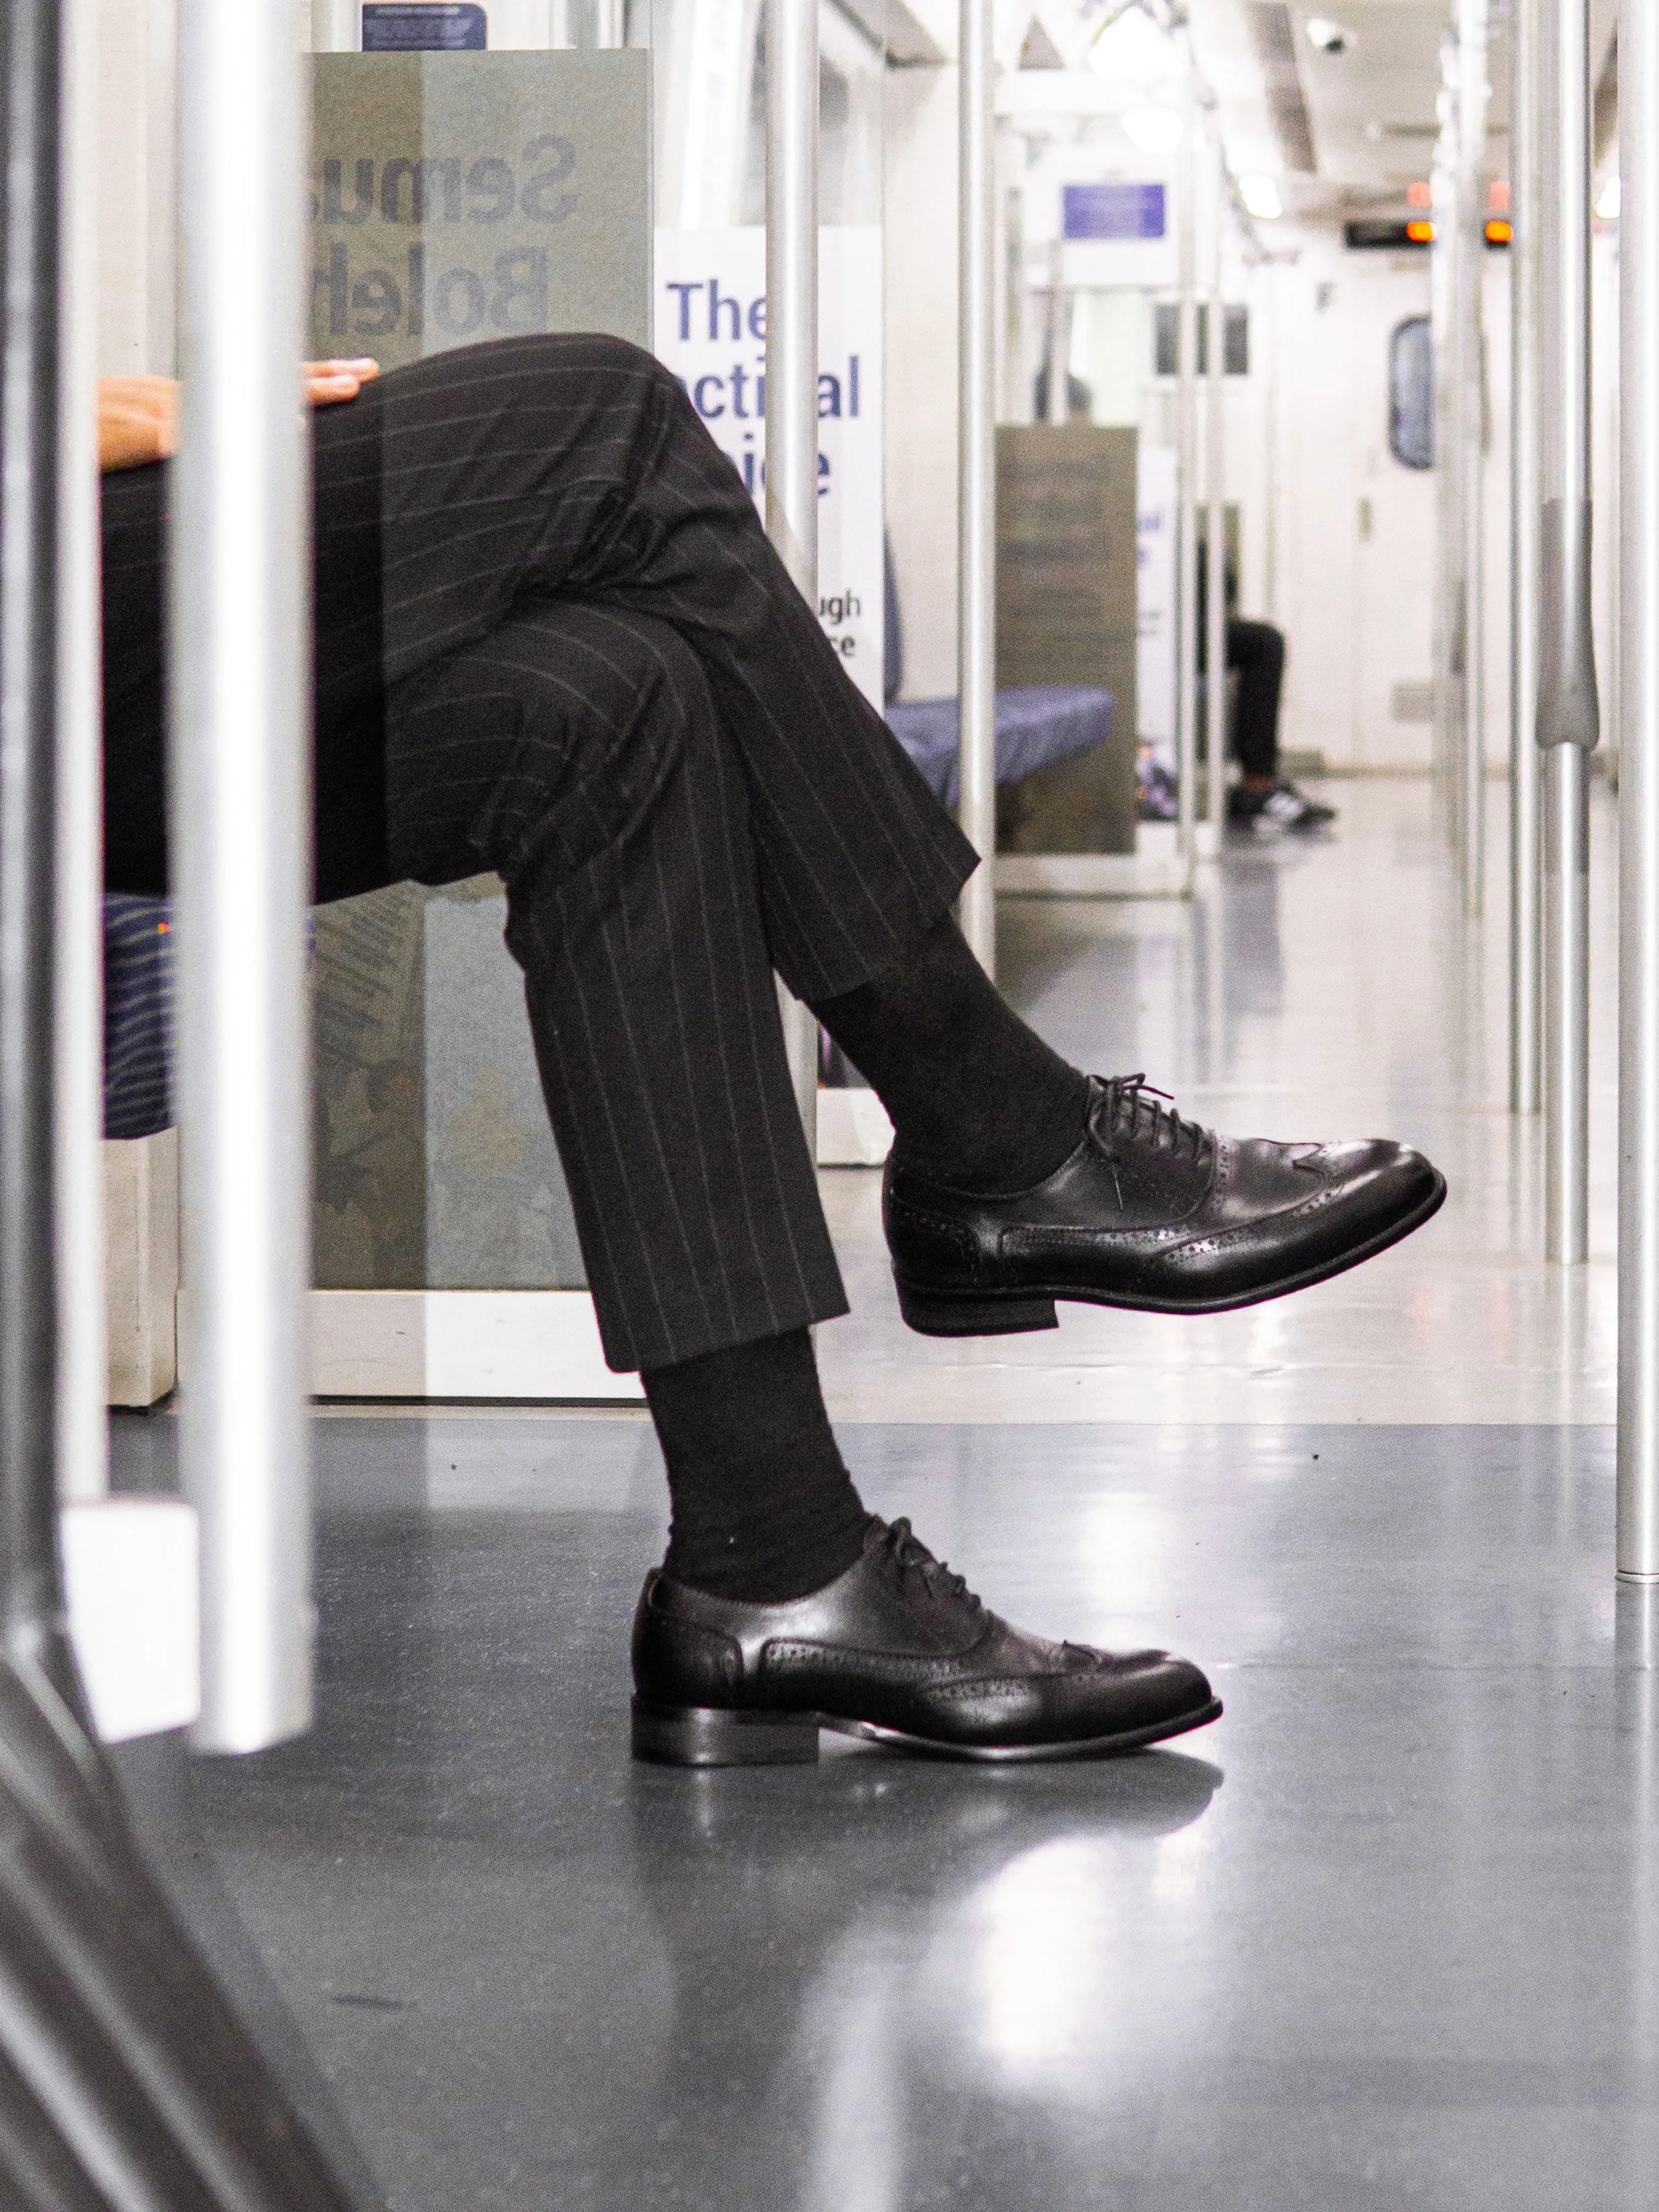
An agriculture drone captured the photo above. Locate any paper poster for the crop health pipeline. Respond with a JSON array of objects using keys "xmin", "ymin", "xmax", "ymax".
[
  {"xmin": 309, "ymin": 52, "xmax": 650, "ymax": 367},
  {"xmin": 654, "ymin": 226, "xmax": 885, "ymax": 710}
]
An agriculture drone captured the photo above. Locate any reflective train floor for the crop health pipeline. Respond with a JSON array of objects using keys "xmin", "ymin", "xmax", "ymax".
[{"xmin": 111, "ymin": 779, "xmax": 1659, "ymax": 2212}]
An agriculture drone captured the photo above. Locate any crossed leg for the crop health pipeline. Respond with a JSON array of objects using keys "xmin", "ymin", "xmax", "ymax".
[{"xmin": 100, "ymin": 332, "xmax": 1438, "ymax": 1767}]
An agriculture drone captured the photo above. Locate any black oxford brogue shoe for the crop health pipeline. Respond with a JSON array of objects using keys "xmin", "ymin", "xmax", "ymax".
[
  {"xmin": 630, "ymin": 1516, "xmax": 1221, "ymax": 1767},
  {"xmin": 884, "ymin": 1073, "xmax": 1447, "ymax": 1336}
]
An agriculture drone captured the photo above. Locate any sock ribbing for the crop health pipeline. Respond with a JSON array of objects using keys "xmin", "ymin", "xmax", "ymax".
[
  {"xmin": 644, "ymin": 1328, "xmax": 869, "ymax": 1602},
  {"xmin": 812, "ymin": 912, "xmax": 1090, "ymax": 1191}
]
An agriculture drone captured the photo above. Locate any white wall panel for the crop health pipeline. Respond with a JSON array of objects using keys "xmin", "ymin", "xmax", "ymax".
[{"xmin": 95, "ymin": 0, "xmax": 176, "ymax": 374}]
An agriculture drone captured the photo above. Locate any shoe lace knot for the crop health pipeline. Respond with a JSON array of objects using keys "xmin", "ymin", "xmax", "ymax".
[
  {"xmin": 1096, "ymin": 1074, "xmax": 1210, "ymax": 1168},
  {"xmin": 882, "ymin": 1518, "xmax": 978, "ymax": 1612}
]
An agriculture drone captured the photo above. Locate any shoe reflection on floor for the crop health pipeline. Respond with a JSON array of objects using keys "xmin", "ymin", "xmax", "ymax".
[{"xmin": 619, "ymin": 1748, "xmax": 1223, "ymax": 2208}]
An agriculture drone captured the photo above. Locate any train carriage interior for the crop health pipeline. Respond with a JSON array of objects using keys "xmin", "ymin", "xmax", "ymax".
[{"xmin": 0, "ymin": 0, "xmax": 1653, "ymax": 2205}]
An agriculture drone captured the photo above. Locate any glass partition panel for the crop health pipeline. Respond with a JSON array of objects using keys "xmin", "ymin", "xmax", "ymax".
[
  {"xmin": 988, "ymin": 98, "xmax": 1188, "ymax": 857},
  {"xmin": 297, "ymin": 0, "xmax": 886, "ymax": 1307},
  {"xmin": 649, "ymin": 1, "xmax": 885, "ymax": 705},
  {"xmin": 300, "ymin": 12, "xmax": 651, "ymax": 1303}
]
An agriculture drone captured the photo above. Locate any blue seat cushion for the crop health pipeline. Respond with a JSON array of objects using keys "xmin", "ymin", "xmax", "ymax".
[
  {"xmin": 103, "ymin": 893, "xmax": 173, "ymax": 1140},
  {"xmin": 886, "ymin": 686, "xmax": 1113, "ymax": 809}
]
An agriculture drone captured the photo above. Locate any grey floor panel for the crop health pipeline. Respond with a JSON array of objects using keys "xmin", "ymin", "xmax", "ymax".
[{"xmin": 108, "ymin": 1412, "xmax": 1659, "ymax": 2212}]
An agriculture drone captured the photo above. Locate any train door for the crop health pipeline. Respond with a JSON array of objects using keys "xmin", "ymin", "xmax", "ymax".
[{"xmin": 1351, "ymin": 248, "xmax": 1440, "ymax": 767}]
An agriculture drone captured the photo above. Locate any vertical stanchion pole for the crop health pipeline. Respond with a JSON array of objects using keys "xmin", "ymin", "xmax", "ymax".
[
  {"xmin": 55, "ymin": 0, "xmax": 104, "ymax": 1504},
  {"xmin": 174, "ymin": 0, "xmax": 314, "ymax": 1749},
  {"xmin": 958, "ymin": 0, "xmax": 997, "ymax": 973},
  {"xmin": 1204, "ymin": 108, "xmax": 1226, "ymax": 839},
  {"xmin": 0, "ymin": 0, "xmax": 72, "ymax": 1692},
  {"xmin": 766, "ymin": 0, "xmax": 822, "ymax": 1135},
  {"xmin": 308, "ymin": 1, "xmax": 359, "ymax": 46},
  {"xmin": 1510, "ymin": 0, "xmax": 1542, "ymax": 1111},
  {"xmin": 0, "ymin": 14, "xmax": 377, "ymax": 2203},
  {"xmin": 1536, "ymin": 0, "xmax": 1597, "ymax": 1265},
  {"xmin": 1175, "ymin": 58, "xmax": 1199, "ymax": 873},
  {"xmin": 1456, "ymin": 0, "xmax": 1489, "ymax": 916},
  {"xmin": 1043, "ymin": 240, "xmax": 1067, "ymax": 424},
  {"xmin": 1619, "ymin": 0, "xmax": 1659, "ymax": 1576},
  {"xmin": 1262, "ymin": 263, "xmax": 1279, "ymax": 621},
  {"xmin": 1430, "ymin": 57, "xmax": 1462, "ymax": 850},
  {"xmin": 591, "ymin": 0, "xmax": 624, "ymax": 46}
]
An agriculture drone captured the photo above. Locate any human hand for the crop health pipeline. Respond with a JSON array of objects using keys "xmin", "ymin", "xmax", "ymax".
[
  {"xmin": 96, "ymin": 375, "xmax": 178, "ymax": 472},
  {"xmin": 302, "ymin": 358, "xmax": 381, "ymax": 407},
  {"xmin": 98, "ymin": 359, "xmax": 382, "ymax": 473}
]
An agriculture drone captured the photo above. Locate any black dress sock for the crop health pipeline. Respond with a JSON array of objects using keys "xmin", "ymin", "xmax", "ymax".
[
  {"xmin": 644, "ymin": 1328, "xmax": 871, "ymax": 1602},
  {"xmin": 812, "ymin": 911, "xmax": 1091, "ymax": 1191}
]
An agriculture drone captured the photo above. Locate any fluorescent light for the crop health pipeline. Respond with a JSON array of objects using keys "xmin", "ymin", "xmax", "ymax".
[
  {"xmin": 1597, "ymin": 175, "xmax": 1622, "ymax": 219},
  {"xmin": 1121, "ymin": 105, "xmax": 1185, "ymax": 157},
  {"xmin": 1088, "ymin": 7, "xmax": 1177, "ymax": 85},
  {"xmin": 1238, "ymin": 173, "xmax": 1284, "ymax": 220}
]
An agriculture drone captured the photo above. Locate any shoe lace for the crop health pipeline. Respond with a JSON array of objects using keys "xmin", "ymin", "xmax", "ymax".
[
  {"xmin": 882, "ymin": 1518, "xmax": 979, "ymax": 1614},
  {"xmin": 1096, "ymin": 1075, "xmax": 1210, "ymax": 1171}
]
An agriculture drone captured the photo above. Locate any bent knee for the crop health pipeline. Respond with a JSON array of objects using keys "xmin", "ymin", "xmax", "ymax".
[
  {"xmin": 492, "ymin": 330, "xmax": 684, "ymax": 412},
  {"xmin": 594, "ymin": 611, "xmax": 717, "ymax": 748}
]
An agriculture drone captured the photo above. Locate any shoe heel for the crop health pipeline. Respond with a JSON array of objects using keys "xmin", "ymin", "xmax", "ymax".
[
  {"xmin": 894, "ymin": 1280, "xmax": 1059, "ymax": 1338},
  {"xmin": 630, "ymin": 1699, "xmax": 820, "ymax": 1768}
]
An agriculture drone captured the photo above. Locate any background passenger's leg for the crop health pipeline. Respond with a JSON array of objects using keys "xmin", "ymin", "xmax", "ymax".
[{"xmin": 1228, "ymin": 618, "xmax": 1286, "ymax": 782}]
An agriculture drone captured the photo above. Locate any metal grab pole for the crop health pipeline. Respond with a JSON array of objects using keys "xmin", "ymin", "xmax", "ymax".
[
  {"xmin": 1430, "ymin": 90, "xmax": 1459, "ymax": 845},
  {"xmin": 765, "ymin": 0, "xmax": 821, "ymax": 1140},
  {"xmin": 55, "ymin": 0, "xmax": 104, "ymax": 1504},
  {"xmin": 1510, "ymin": 0, "xmax": 1542, "ymax": 1111},
  {"xmin": 1619, "ymin": 0, "xmax": 1659, "ymax": 1576},
  {"xmin": 0, "ymin": 0, "xmax": 74, "ymax": 1698},
  {"xmin": 175, "ymin": 0, "xmax": 314, "ymax": 1749},
  {"xmin": 1536, "ymin": 0, "xmax": 1598, "ymax": 1265},
  {"xmin": 1456, "ymin": 0, "xmax": 1489, "ymax": 915},
  {"xmin": 1175, "ymin": 59, "xmax": 1199, "ymax": 872},
  {"xmin": 0, "ymin": 12, "xmax": 374, "ymax": 2197},
  {"xmin": 1042, "ymin": 240, "xmax": 1067, "ymax": 424},
  {"xmin": 958, "ymin": 0, "xmax": 997, "ymax": 974},
  {"xmin": 1204, "ymin": 108, "xmax": 1226, "ymax": 838}
]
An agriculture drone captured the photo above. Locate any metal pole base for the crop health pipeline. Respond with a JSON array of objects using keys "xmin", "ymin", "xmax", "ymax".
[{"xmin": 0, "ymin": 1661, "xmax": 372, "ymax": 2207}]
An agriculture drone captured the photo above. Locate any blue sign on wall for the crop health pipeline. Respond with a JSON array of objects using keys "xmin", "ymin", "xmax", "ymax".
[
  {"xmin": 362, "ymin": 4, "xmax": 488, "ymax": 50},
  {"xmin": 1062, "ymin": 182, "xmax": 1167, "ymax": 241}
]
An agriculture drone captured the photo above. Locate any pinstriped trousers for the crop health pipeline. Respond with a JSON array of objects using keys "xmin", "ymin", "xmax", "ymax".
[{"xmin": 100, "ymin": 334, "xmax": 976, "ymax": 1371}]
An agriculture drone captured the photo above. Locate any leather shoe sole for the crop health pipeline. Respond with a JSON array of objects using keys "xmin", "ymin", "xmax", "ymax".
[
  {"xmin": 632, "ymin": 1516, "xmax": 1222, "ymax": 1767},
  {"xmin": 893, "ymin": 1161, "xmax": 1448, "ymax": 1336},
  {"xmin": 630, "ymin": 1690, "xmax": 1223, "ymax": 1767}
]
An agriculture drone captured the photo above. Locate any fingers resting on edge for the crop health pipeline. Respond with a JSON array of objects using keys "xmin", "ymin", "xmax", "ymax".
[
  {"xmin": 98, "ymin": 359, "xmax": 382, "ymax": 473},
  {"xmin": 303, "ymin": 358, "xmax": 382, "ymax": 407}
]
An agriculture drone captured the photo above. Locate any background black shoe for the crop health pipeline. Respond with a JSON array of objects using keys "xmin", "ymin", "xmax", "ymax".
[
  {"xmin": 885, "ymin": 1074, "xmax": 1446, "ymax": 1335},
  {"xmin": 630, "ymin": 1516, "xmax": 1220, "ymax": 1767},
  {"xmin": 1228, "ymin": 779, "xmax": 1337, "ymax": 831}
]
